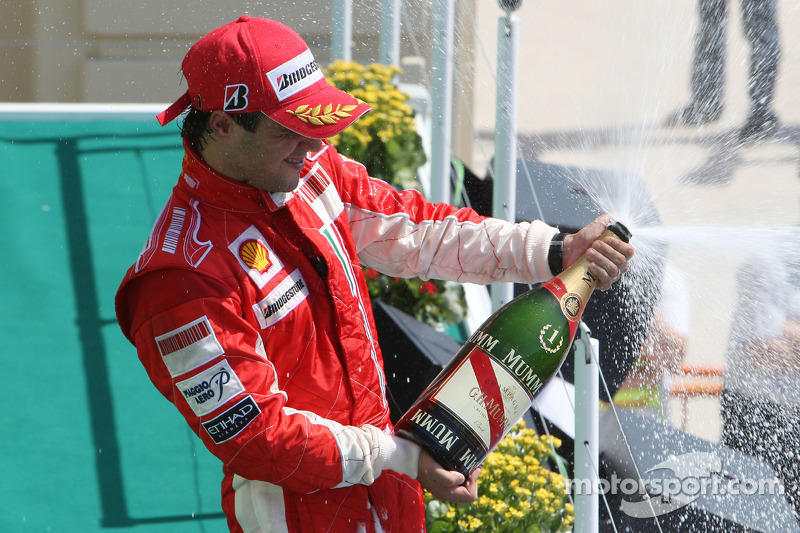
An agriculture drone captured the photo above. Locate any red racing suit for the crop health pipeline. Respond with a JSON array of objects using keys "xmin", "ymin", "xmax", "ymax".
[{"xmin": 115, "ymin": 142, "xmax": 558, "ymax": 532}]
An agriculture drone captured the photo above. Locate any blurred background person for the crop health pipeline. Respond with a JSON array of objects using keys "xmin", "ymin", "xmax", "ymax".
[
  {"xmin": 722, "ymin": 224, "xmax": 800, "ymax": 522},
  {"xmin": 614, "ymin": 264, "xmax": 690, "ymax": 422},
  {"xmin": 666, "ymin": 0, "xmax": 781, "ymax": 143}
]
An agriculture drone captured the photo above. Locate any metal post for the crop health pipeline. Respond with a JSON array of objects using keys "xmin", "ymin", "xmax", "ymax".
[
  {"xmin": 491, "ymin": 13, "xmax": 518, "ymax": 311},
  {"xmin": 574, "ymin": 322, "xmax": 600, "ymax": 533},
  {"xmin": 430, "ymin": 0, "xmax": 454, "ymax": 204},
  {"xmin": 332, "ymin": 0, "xmax": 353, "ymax": 62},
  {"xmin": 379, "ymin": 0, "xmax": 401, "ymax": 66}
]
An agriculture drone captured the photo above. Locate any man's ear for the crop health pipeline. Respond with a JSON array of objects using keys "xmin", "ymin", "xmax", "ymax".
[{"xmin": 208, "ymin": 110, "xmax": 238, "ymax": 138}]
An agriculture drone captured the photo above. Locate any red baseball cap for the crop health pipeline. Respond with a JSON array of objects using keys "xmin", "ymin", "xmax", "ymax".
[{"xmin": 157, "ymin": 15, "xmax": 371, "ymax": 139}]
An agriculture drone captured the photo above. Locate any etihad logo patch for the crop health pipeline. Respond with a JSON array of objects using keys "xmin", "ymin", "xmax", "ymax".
[
  {"xmin": 202, "ymin": 395, "xmax": 261, "ymax": 444},
  {"xmin": 155, "ymin": 316, "xmax": 225, "ymax": 377},
  {"xmin": 176, "ymin": 361, "xmax": 245, "ymax": 417},
  {"xmin": 229, "ymin": 226, "xmax": 283, "ymax": 289},
  {"xmin": 253, "ymin": 268, "xmax": 308, "ymax": 329},
  {"xmin": 266, "ymin": 49, "xmax": 323, "ymax": 102}
]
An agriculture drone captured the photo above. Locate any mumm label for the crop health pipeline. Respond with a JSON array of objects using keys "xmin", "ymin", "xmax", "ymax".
[
  {"xmin": 467, "ymin": 330, "xmax": 543, "ymax": 398},
  {"xmin": 408, "ymin": 409, "xmax": 460, "ymax": 450}
]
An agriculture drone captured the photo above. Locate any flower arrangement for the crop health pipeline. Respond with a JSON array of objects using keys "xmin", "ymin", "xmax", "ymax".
[
  {"xmin": 425, "ymin": 421, "xmax": 574, "ymax": 533},
  {"xmin": 325, "ymin": 61, "xmax": 426, "ymax": 190},
  {"xmin": 363, "ymin": 268, "xmax": 467, "ymax": 327},
  {"xmin": 326, "ymin": 61, "xmax": 467, "ymax": 327}
]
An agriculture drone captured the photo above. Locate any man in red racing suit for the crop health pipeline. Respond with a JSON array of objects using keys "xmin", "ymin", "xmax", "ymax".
[
  {"xmin": 117, "ymin": 141, "xmax": 565, "ymax": 531},
  {"xmin": 115, "ymin": 16, "xmax": 633, "ymax": 533}
]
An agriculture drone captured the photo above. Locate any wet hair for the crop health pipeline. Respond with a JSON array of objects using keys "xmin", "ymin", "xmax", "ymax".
[{"xmin": 180, "ymin": 107, "xmax": 264, "ymax": 152}]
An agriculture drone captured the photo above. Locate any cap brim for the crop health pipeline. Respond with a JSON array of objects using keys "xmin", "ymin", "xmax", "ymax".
[
  {"xmin": 157, "ymin": 91, "xmax": 192, "ymax": 126},
  {"xmin": 268, "ymin": 83, "xmax": 371, "ymax": 139}
]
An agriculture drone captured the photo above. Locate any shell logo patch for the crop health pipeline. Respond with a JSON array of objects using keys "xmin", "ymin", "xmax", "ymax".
[
  {"xmin": 239, "ymin": 239, "xmax": 272, "ymax": 275},
  {"xmin": 228, "ymin": 226, "xmax": 284, "ymax": 289}
]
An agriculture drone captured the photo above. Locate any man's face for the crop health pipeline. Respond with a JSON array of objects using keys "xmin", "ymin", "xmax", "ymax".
[{"xmin": 223, "ymin": 115, "xmax": 323, "ymax": 192}]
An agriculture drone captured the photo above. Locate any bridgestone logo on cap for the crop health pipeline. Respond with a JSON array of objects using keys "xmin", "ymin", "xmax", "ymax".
[
  {"xmin": 267, "ymin": 49, "xmax": 324, "ymax": 102},
  {"xmin": 224, "ymin": 84, "xmax": 250, "ymax": 111}
]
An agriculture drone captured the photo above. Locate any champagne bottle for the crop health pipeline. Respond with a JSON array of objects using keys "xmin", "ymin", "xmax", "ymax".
[{"xmin": 394, "ymin": 222, "xmax": 631, "ymax": 478}]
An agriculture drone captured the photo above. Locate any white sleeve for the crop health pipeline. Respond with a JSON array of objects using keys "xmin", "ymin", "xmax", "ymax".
[
  {"xmin": 349, "ymin": 204, "xmax": 559, "ymax": 285},
  {"xmin": 285, "ymin": 408, "xmax": 421, "ymax": 487},
  {"xmin": 330, "ymin": 424, "xmax": 421, "ymax": 488}
]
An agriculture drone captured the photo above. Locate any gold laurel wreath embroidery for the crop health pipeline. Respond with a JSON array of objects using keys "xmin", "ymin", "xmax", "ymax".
[
  {"xmin": 539, "ymin": 324, "xmax": 563, "ymax": 354},
  {"xmin": 286, "ymin": 103, "xmax": 359, "ymax": 126}
]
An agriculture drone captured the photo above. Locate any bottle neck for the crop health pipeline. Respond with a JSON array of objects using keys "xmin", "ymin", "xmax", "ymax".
[
  {"xmin": 555, "ymin": 253, "xmax": 597, "ymax": 302},
  {"xmin": 554, "ymin": 227, "xmax": 621, "ymax": 301}
]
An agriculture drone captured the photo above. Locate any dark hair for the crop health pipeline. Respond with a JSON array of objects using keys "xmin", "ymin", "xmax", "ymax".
[{"xmin": 180, "ymin": 107, "xmax": 264, "ymax": 152}]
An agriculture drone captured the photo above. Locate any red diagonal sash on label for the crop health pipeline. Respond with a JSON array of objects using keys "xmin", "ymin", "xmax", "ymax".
[
  {"xmin": 542, "ymin": 278, "xmax": 580, "ymax": 338},
  {"xmin": 469, "ymin": 349, "xmax": 505, "ymax": 449}
]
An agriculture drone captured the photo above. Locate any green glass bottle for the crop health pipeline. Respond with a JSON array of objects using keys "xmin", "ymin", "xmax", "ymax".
[{"xmin": 395, "ymin": 222, "xmax": 631, "ymax": 478}]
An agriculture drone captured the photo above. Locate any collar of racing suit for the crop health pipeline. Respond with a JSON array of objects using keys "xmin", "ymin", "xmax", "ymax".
[{"xmin": 176, "ymin": 140, "xmax": 330, "ymax": 213}]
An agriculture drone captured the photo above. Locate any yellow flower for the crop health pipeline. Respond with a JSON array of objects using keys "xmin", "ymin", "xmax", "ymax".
[{"xmin": 423, "ymin": 423, "xmax": 573, "ymax": 532}]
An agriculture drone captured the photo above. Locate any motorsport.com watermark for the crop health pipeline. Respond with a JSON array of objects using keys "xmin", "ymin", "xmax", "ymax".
[{"xmin": 569, "ymin": 452, "xmax": 786, "ymax": 518}]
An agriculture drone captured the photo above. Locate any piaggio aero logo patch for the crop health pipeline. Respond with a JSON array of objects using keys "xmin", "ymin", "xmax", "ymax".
[{"xmin": 176, "ymin": 360, "xmax": 245, "ymax": 417}]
